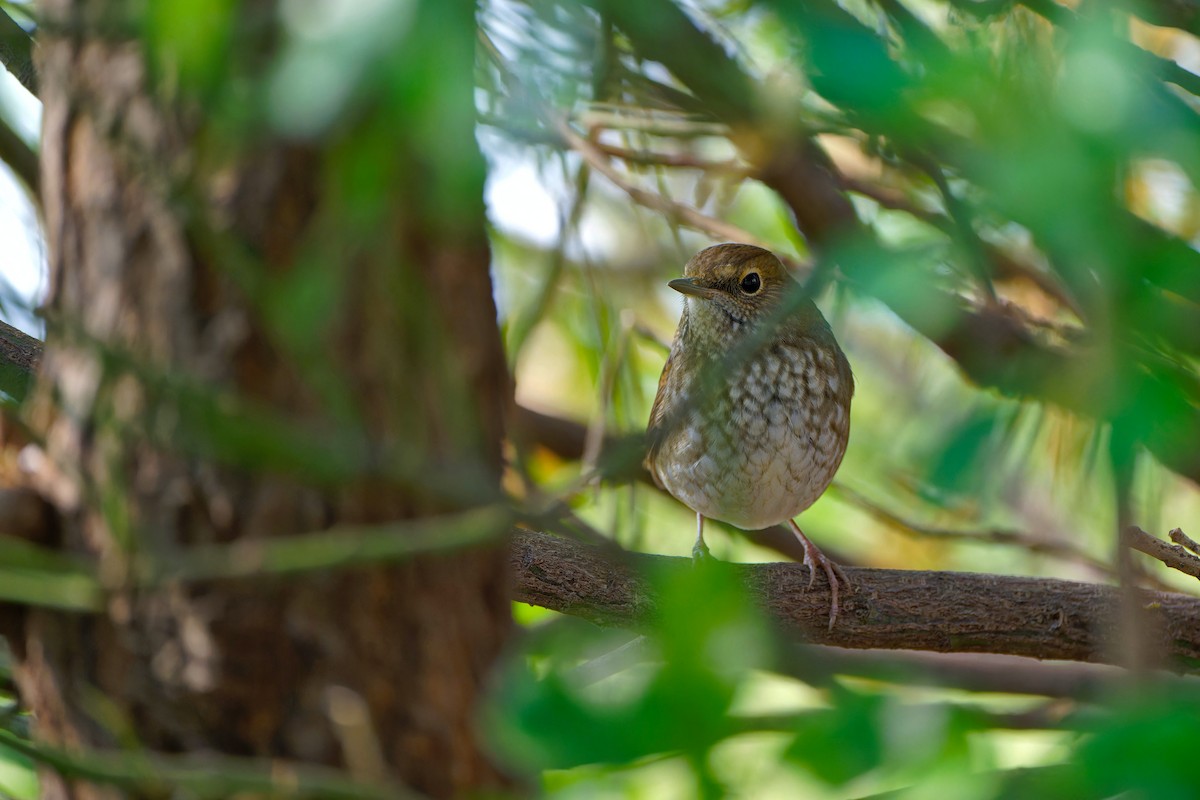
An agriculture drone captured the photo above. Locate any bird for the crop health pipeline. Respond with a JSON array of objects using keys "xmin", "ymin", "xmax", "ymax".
[{"xmin": 645, "ymin": 243, "xmax": 854, "ymax": 628}]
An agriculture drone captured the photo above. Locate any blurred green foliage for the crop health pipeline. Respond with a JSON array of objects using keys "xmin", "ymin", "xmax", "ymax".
[
  {"xmin": 0, "ymin": 644, "xmax": 34, "ymax": 800},
  {"xmin": 489, "ymin": 564, "xmax": 773, "ymax": 793}
]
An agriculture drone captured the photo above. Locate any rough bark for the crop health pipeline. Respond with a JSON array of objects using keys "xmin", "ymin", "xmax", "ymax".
[
  {"xmin": 0, "ymin": 320, "xmax": 41, "ymax": 403},
  {"xmin": 511, "ymin": 530, "xmax": 1200, "ymax": 670},
  {"xmin": 14, "ymin": 2, "xmax": 510, "ymax": 797}
]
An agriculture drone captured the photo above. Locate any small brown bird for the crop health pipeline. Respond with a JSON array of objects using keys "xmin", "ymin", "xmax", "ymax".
[{"xmin": 646, "ymin": 243, "xmax": 854, "ymax": 627}]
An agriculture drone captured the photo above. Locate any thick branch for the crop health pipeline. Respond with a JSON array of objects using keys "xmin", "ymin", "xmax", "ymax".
[
  {"xmin": 510, "ymin": 529, "xmax": 1200, "ymax": 670},
  {"xmin": 0, "ymin": 319, "xmax": 40, "ymax": 402},
  {"xmin": 0, "ymin": 319, "xmax": 40, "ymax": 372},
  {"xmin": 6, "ymin": 485, "xmax": 1199, "ymax": 677}
]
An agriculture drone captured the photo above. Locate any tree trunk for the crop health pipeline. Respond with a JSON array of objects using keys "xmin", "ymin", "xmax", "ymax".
[{"xmin": 14, "ymin": 2, "xmax": 511, "ymax": 797}]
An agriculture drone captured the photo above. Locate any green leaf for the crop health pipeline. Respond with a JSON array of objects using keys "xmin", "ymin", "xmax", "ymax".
[
  {"xmin": 1074, "ymin": 693, "xmax": 1200, "ymax": 800},
  {"xmin": 144, "ymin": 0, "xmax": 237, "ymax": 95},
  {"xmin": 486, "ymin": 560, "xmax": 773, "ymax": 776},
  {"xmin": 783, "ymin": 684, "xmax": 886, "ymax": 784}
]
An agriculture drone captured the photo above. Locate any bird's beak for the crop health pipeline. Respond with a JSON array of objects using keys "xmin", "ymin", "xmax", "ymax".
[{"xmin": 668, "ymin": 277, "xmax": 719, "ymax": 299}]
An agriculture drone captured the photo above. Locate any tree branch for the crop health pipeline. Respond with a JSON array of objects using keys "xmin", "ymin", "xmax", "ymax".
[
  {"xmin": 1129, "ymin": 526, "xmax": 1200, "ymax": 582},
  {"xmin": 510, "ymin": 529, "xmax": 1200, "ymax": 670},
  {"xmin": 0, "ymin": 8, "xmax": 35, "ymax": 96},
  {"xmin": 1127, "ymin": 0, "xmax": 1200, "ymax": 36},
  {"xmin": 0, "ymin": 727, "xmax": 408, "ymax": 800},
  {"xmin": 569, "ymin": 630, "xmax": 1200, "ymax": 699},
  {"xmin": 1171, "ymin": 527, "xmax": 1200, "ymax": 555},
  {"xmin": 0, "ymin": 111, "xmax": 37, "ymax": 197},
  {"xmin": 553, "ymin": 118, "xmax": 778, "ymax": 255},
  {"xmin": 774, "ymin": 644, "xmax": 1200, "ymax": 700},
  {"xmin": 6, "ymin": 481, "xmax": 1199, "ymax": 681},
  {"xmin": 0, "ymin": 319, "xmax": 40, "ymax": 402},
  {"xmin": 594, "ymin": 141, "xmax": 747, "ymax": 174},
  {"xmin": 511, "ymin": 404, "xmax": 1156, "ymax": 583},
  {"xmin": 0, "ymin": 318, "xmax": 40, "ymax": 371}
]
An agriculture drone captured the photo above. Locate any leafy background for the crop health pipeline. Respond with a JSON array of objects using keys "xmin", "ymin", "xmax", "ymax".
[{"xmin": 2, "ymin": 0, "xmax": 1200, "ymax": 797}]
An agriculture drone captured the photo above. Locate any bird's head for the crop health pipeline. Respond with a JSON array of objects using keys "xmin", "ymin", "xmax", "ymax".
[{"xmin": 670, "ymin": 243, "xmax": 824, "ymax": 342}]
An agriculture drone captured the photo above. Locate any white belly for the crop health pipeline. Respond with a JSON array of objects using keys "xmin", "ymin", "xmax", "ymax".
[{"xmin": 653, "ymin": 402, "xmax": 847, "ymax": 530}]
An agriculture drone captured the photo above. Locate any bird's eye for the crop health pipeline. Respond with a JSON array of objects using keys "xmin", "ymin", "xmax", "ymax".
[{"xmin": 739, "ymin": 272, "xmax": 761, "ymax": 294}]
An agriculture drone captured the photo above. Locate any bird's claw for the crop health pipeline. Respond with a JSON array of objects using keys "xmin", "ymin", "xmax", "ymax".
[{"xmin": 792, "ymin": 523, "xmax": 849, "ymax": 630}]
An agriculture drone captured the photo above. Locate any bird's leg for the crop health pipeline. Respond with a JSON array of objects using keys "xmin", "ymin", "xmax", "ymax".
[
  {"xmin": 692, "ymin": 513, "xmax": 712, "ymax": 562},
  {"xmin": 787, "ymin": 519, "xmax": 849, "ymax": 630}
]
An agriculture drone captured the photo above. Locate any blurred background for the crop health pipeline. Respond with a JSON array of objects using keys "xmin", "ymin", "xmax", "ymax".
[{"xmin": 3, "ymin": 0, "xmax": 1200, "ymax": 797}]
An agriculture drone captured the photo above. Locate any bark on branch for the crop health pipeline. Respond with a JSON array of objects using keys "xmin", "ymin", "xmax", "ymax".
[
  {"xmin": 0, "ymin": 319, "xmax": 40, "ymax": 405},
  {"xmin": 510, "ymin": 529, "xmax": 1200, "ymax": 671},
  {"xmin": 1129, "ymin": 526, "xmax": 1200, "ymax": 582}
]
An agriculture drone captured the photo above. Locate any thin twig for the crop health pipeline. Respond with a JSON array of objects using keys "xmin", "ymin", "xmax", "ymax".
[
  {"xmin": 1170, "ymin": 528, "xmax": 1200, "ymax": 556},
  {"xmin": 908, "ymin": 153, "xmax": 998, "ymax": 303},
  {"xmin": 838, "ymin": 175, "xmax": 1083, "ymax": 319},
  {"xmin": 776, "ymin": 644, "xmax": 1199, "ymax": 700},
  {"xmin": 594, "ymin": 141, "xmax": 747, "ymax": 174},
  {"xmin": 1129, "ymin": 526, "xmax": 1200, "ymax": 583},
  {"xmin": 580, "ymin": 108, "xmax": 728, "ymax": 137},
  {"xmin": 582, "ymin": 310, "xmax": 634, "ymax": 480},
  {"xmin": 831, "ymin": 484, "xmax": 1129, "ymax": 585},
  {"xmin": 0, "ymin": 728, "xmax": 408, "ymax": 800},
  {"xmin": 730, "ymin": 702, "xmax": 1077, "ymax": 733},
  {"xmin": 554, "ymin": 117, "xmax": 779, "ymax": 255},
  {"xmin": 567, "ymin": 631, "xmax": 1200, "ymax": 699}
]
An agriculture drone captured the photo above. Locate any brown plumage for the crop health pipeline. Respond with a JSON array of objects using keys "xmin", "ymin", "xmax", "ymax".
[{"xmin": 646, "ymin": 243, "xmax": 854, "ymax": 627}]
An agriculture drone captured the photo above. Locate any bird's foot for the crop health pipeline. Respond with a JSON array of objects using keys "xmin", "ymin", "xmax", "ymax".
[
  {"xmin": 789, "ymin": 521, "xmax": 849, "ymax": 630},
  {"xmin": 692, "ymin": 514, "xmax": 713, "ymax": 564}
]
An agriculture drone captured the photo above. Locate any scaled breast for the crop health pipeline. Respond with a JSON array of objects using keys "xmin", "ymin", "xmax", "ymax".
[{"xmin": 652, "ymin": 340, "xmax": 850, "ymax": 531}]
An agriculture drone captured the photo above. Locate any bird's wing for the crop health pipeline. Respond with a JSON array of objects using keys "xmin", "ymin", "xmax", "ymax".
[{"xmin": 644, "ymin": 345, "xmax": 681, "ymax": 489}]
